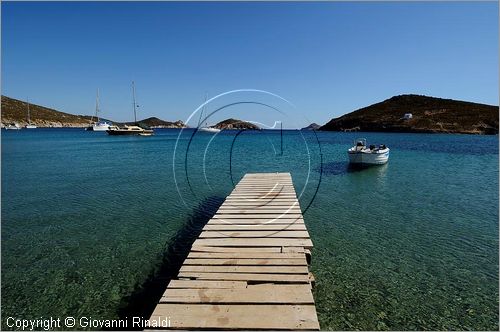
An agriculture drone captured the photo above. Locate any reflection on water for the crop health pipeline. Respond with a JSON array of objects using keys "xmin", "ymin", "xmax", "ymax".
[{"xmin": 320, "ymin": 161, "xmax": 389, "ymax": 177}]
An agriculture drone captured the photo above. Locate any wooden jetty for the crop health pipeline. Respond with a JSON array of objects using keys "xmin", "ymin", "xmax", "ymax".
[{"xmin": 149, "ymin": 172, "xmax": 319, "ymax": 330}]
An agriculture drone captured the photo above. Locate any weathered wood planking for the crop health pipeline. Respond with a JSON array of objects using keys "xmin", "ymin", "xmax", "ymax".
[
  {"xmin": 161, "ymin": 285, "xmax": 314, "ymax": 304},
  {"xmin": 149, "ymin": 173, "xmax": 319, "ymax": 330},
  {"xmin": 188, "ymin": 251, "xmax": 306, "ymax": 259},
  {"xmin": 202, "ymin": 224, "xmax": 307, "ymax": 231},
  {"xmin": 199, "ymin": 230, "xmax": 310, "ymax": 238},
  {"xmin": 184, "ymin": 258, "xmax": 307, "ymax": 266},
  {"xmin": 150, "ymin": 304, "xmax": 319, "ymax": 330}
]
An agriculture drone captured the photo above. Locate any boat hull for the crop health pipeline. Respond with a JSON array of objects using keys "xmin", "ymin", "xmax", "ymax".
[
  {"xmin": 86, "ymin": 123, "xmax": 111, "ymax": 131},
  {"xmin": 199, "ymin": 127, "xmax": 221, "ymax": 133},
  {"xmin": 91, "ymin": 125, "xmax": 110, "ymax": 131},
  {"xmin": 348, "ymin": 148, "xmax": 389, "ymax": 165},
  {"xmin": 106, "ymin": 129, "xmax": 154, "ymax": 136}
]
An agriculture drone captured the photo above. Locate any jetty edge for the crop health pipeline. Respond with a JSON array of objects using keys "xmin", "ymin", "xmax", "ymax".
[{"xmin": 148, "ymin": 172, "xmax": 319, "ymax": 330}]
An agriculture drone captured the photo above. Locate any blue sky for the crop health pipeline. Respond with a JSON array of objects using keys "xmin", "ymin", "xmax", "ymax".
[{"xmin": 2, "ymin": 2, "xmax": 498, "ymax": 126}]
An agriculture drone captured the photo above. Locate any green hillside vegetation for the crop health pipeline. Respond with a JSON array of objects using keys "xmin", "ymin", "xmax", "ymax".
[
  {"xmin": 1, "ymin": 96, "xmax": 186, "ymax": 128},
  {"xmin": 320, "ymin": 94, "xmax": 499, "ymax": 135},
  {"xmin": 1, "ymin": 95, "xmax": 91, "ymax": 127}
]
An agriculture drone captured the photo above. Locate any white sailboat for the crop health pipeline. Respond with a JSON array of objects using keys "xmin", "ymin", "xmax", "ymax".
[
  {"xmin": 86, "ymin": 89, "xmax": 111, "ymax": 131},
  {"xmin": 25, "ymin": 98, "xmax": 37, "ymax": 129},
  {"xmin": 198, "ymin": 93, "xmax": 221, "ymax": 133}
]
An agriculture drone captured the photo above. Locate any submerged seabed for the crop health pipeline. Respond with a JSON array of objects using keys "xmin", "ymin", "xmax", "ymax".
[{"xmin": 2, "ymin": 128, "xmax": 498, "ymax": 330}]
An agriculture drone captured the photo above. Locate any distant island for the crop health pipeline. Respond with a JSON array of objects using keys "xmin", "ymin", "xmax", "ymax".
[
  {"xmin": 213, "ymin": 118, "xmax": 260, "ymax": 130},
  {"xmin": 1, "ymin": 96, "xmax": 187, "ymax": 128},
  {"xmin": 121, "ymin": 117, "xmax": 186, "ymax": 129},
  {"xmin": 320, "ymin": 94, "xmax": 499, "ymax": 135},
  {"xmin": 301, "ymin": 123, "xmax": 321, "ymax": 131}
]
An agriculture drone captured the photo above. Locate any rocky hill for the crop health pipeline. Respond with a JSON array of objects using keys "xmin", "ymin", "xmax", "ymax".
[
  {"xmin": 320, "ymin": 95, "xmax": 498, "ymax": 135},
  {"xmin": 214, "ymin": 118, "xmax": 260, "ymax": 130},
  {"xmin": 1, "ymin": 95, "xmax": 91, "ymax": 127},
  {"xmin": 1, "ymin": 96, "xmax": 186, "ymax": 129},
  {"xmin": 124, "ymin": 117, "xmax": 186, "ymax": 128},
  {"xmin": 301, "ymin": 123, "xmax": 321, "ymax": 131}
]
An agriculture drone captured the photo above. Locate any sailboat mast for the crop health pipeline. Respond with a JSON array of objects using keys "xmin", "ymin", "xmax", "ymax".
[
  {"xmin": 95, "ymin": 89, "xmax": 100, "ymax": 122},
  {"xmin": 198, "ymin": 92, "xmax": 207, "ymax": 127},
  {"xmin": 27, "ymin": 98, "xmax": 30, "ymax": 124},
  {"xmin": 132, "ymin": 81, "xmax": 137, "ymax": 123}
]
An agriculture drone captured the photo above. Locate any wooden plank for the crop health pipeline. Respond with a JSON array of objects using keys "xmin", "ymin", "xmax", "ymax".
[
  {"xmin": 222, "ymin": 201, "xmax": 299, "ymax": 205},
  {"xmin": 214, "ymin": 214, "xmax": 303, "ymax": 219},
  {"xmin": 227, "ymin": 193, "xmax": 297, "ymax": 200},
  {"xmin": 230, "ymin": 191, "xmax": 296, "ymax": 195},
  {"xmin": 282, "ymin": 246, "xmax": 306, "ymax": 253},
  {"xmin": 225, "ymin": 198, "xmax": 297, "ymax": 201},
  {"xmin": 150, "ymin": 304, "xmax": 319, "ymax": 330},
  {"xmin": 202, "ymin": 224, "xmax": 307, "ymax": 231},
  {"xmin": 233, "ymin": 186, "xmax": 295, "ymax": 188},
  {"xmin": 217, "ymin": 209, "xmax": 302, "ymax": 214},
  {"xmin": 219, "ymin": 205, "xmax": 301, "ymax": 209},
  {"xmin": 234, "ymin": 187, "xmax": 294, "ymax": 190},
  {"xmin": 219, "ymin": 207, "xmax": 301, "ymax": 210},
  {"xmin": 207, "ymin": 220, "xmax": 304, "ymax": 225},
  {"xmin": 209, "ymin": 220, "xmax": 304, "ymax": 225},
  {"xmin": 187, "ymin": 251, "xmax": 305, "ymax": 259},
  {"xmin": 222, "ymin": 200, "xmax": 299, "ymax": 205},
  {"xmin": 167, "ymin": 280, "xmax": 247, "ymax": 289},
  {"xmin": 184, "ymin": 258, "xmax": 307, "ymax": 266},
  {"xmin": 191, "ymin": 246, "xmax": 288, "ymax": 253},
  {"xmin": 200, "ymin": 230, "xmax": 311, "ymax": 238},
  {"xmin": 222, "ymin": 203, "xmax": 300, "ymax": 207},
  {"xmin": 161, "ymin": 285, "xmax": 314, "ymax": 304},
  {"xmin": 177, "ymin": 271, "xmax": 311, "ymax": 283},
  {"xmin": 193, "ymin": 238, "xmax": 313, "ymax": 248},
  {"xmin": 180, "ymin": 265, "xmax": 309, "ymax": 274}
]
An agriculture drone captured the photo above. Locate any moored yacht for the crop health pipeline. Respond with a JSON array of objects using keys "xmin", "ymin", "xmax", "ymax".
[
  {"xmin": 25, "ymin": 99, "xmax": 37, "ymax": 129},
  {"xmin": 86, "ymin": 89, "xmax": 111, "ymax": 131},
  {"xmin": 197, "ymin": 93, "xmax": 221, "ymax": 133},
  {"xmin": 348, "ymin": 138, "xmax": 390, "ymax": 165},
  {"xmin": 106, "ymin": 125, "xmax": 153, "ymax": 136},
  {"xmin": 106, "ymin": 82, "xmax": 154, "ymax": 136}
]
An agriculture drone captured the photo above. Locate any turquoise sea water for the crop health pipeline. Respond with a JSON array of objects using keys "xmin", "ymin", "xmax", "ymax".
[{"xmin": 2, "ymin": 128, "xmax": 498, "ymax": 330}]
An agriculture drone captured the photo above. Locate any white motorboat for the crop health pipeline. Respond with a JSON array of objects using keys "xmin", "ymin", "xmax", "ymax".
[
  {"xmin": 198, "ymin": 127, "xmax": 221, "ymax": 133},
  {"xmin": 348, "ymin": 138, "xmax": 390, "ymax": 165},
  {"xmin": 86, "ymin": 89, "xmax": 111, "ymax": 131},
  {"xmin": 89, "ymin": 121, "xmax": 111, "ymax": 131},
  {"xmin": 5, "ymin": 123, "xmax": 21, "ymax": 130},
  {"xmin": 25, "ymin": 99, "xmax": 37, "ymax": 129}
]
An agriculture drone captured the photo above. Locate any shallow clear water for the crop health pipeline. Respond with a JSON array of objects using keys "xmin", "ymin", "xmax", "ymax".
[{"xmin": 2, "ymin": 129, "xmax": 498, "ymax": 330}]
